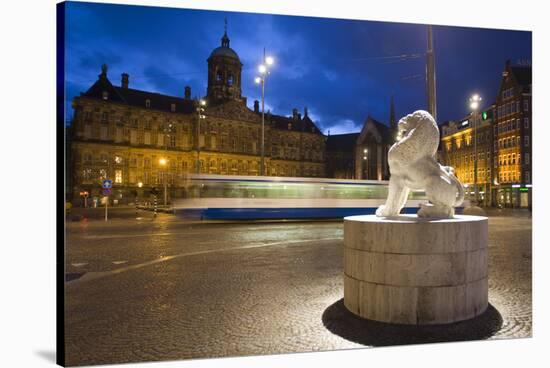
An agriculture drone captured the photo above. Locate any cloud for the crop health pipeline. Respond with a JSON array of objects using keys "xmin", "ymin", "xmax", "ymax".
[{"xmin": 324, "ymin": 119, "xmax": 361, "ymax": 135}]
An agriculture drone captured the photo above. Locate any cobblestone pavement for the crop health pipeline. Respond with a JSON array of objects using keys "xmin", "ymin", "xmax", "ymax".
[{"xmin": 64, "ymin": 209, "xmax": 532, "ymax": 366}]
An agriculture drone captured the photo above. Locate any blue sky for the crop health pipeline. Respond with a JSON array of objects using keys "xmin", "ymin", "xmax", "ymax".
[{"xmin": 63, "ymin": 1, "xmax": 531, "ymax": 134}]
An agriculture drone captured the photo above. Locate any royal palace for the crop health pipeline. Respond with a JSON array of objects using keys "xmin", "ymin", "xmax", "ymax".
[{"xmin": 68, "ymin": 28, "xmax": 326, "ymax": 204}]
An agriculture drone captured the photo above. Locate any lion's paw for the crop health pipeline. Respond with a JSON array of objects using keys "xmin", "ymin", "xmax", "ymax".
[{"xmin": 375, "ymin": 205, "xmax": 392, "ymax": 217}]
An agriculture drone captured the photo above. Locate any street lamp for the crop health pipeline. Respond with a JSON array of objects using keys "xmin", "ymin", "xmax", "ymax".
[
  {"xmin": 159, "ymin": 157, "xmax": 167, "ymax": 206},
  {"xmin": 363, "ymin": 148, "xmax": 368, "ymax": 179},
  {"xmin": 254, "ymin": 49, "xmax": 274, "ymax": 176},
  {"xmin": 162, "ymin": 122, "xmax": 174, "ymax": 206},
  {"xmin": 469, "ymin": 94, "xmax": 482, "ymax": 205},
  {"xmin": 196, "ymin": 99, "xmax": 207, "ymax": 174}
]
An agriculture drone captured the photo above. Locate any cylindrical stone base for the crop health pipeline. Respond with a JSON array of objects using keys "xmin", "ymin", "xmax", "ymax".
[{"xmin": 343, "ymin": 214, "xmax": 488, "ymax": 325}]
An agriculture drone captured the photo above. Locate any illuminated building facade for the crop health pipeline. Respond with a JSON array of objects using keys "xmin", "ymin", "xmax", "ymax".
[
  {"xmin": 69, "ymin": 28, "xmax": 326, "ymax": 204},
  {"xmin": 441, "ymin": 61, "xmax": 532, "ymax": 208},
  {"xmin": 492, "ymin": 61, "xmax": 532, "ymax": 208},
  {"xmin": 440, "ymin": 107, "xmax": 495, "ymax": 207}
]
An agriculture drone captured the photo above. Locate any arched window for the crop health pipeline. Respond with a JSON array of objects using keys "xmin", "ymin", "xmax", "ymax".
[
  {"xmin": 227, "ymin": 74, "xmax": 234, "ymax": 86},
  {"xmin": 216, "ymin": 71, "xmax": 223, "ymax": 82}
]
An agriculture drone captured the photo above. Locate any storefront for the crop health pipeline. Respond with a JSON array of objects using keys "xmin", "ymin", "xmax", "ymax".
[{"xmin": 493, "ymin": 184, "xmax": 532, "ymax": 209}]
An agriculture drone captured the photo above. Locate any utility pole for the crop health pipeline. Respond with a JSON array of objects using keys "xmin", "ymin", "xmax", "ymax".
[{"xmin": 426, "ymin": 25, "xmax": 437, "ymax": 121}]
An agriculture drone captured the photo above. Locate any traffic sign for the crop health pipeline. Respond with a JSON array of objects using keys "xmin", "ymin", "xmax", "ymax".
[
  {"xmin": 102, "ymin": 188, "xmax": 112, "ymax": 196},
  {"xmin": 102, "ymin": 179, "xmax": 113, "ymax": 189}
]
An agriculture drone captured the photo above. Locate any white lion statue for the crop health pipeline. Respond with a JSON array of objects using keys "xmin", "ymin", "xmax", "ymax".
[{"xmin": 375, "ymin": 110, "xmax": 464, "ymax": 218}]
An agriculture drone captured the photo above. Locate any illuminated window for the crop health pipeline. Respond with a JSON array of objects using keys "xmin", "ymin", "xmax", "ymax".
[
  {"xmin": 115, "ymin": 170, "xmax": 122, "ymax": 183},
  {"xmin": 171, "ymin": 103, "xmax": 176, "ymax": 112},
  {"xmin": 102, "ymin": 91, "xmax": 108, "ymax": 100},
  {"xmin": 227, "ymin": 74, "xmax": 234, "ymax": 86},
  {"xmin": 216, "ymin": 71, "xmax": 223, "ymax": 81},
  {"xmin": 114, "ymin": 156, "xmax": 122, "ymax": 164},
  {"xmin": 145, "ymin": 99, "xmax": 151, "ymax": 108}
]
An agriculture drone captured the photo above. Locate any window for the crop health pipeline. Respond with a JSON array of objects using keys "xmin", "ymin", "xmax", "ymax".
[
  {"xmin": 494, "ymin": 141, "xmax": 497, "ymax": 151},
  {"xmin": 102, "ymin": 91, "xmax": 108, "ymax": 100},
  {"xmin": 227, "ymin": 74, "xmax": 234, "ymax": 86},
  {"xmin": 525, "ymin": 153, "xmax": 530, "ymax": 165},
  {"xmin": 524, "ymin": 118, "xmax": 530, "ymax": 128},
  {"xmin": 216, "ymin": 71, "xmax": 223, "ymax": 82},
  {"xmin": 170, "ymin": 103, "xmax": 176, "ymax": 112},
  {"xmin": 525, "ymin": 171, "xmax": 530, "ymax": 183},
  {"xmin": 524, "ymin": 136, "xmax": 530, "ymax": 147},
  {"xmin": 145, "ymin": 120, "xmax": 151, "ymax": 130},
  {"xmin": 132, "ymin": 119, "xmax": 138, "ymax": 128},
  {"xmin": 145, "ymin": 99, "xmax": 151, "ymax": 108},
  {"xmin": 169, "ymin": 135, "xmax": 176, "ymax": 148},
  {"xmin": 114, "ymin": 155, "xmax": 122, "ymax": 164},
  {"xmin": 523, "ymin": 100, "xmax": 529, "ymax": 111},
  {"xmin": 115, "ymin": 170, "xmax": 123, "ymax": 183},
  {"xmin": 288, "ymin": 123, "xmax": 292, "ymax": 130},
  {"xmin": 81, "ymin": 168, "xmax": 92, "ymax": 181},
  {"xmin": 494, "ymin": 125, "xmax": 498, "ymax": 136},
  {"xmin": 517, "ymin": 136, "xmax": 521, "ymax": 146},
  {"xmin": 101, "ymin": 112, "xmax": 108, "ymax": 123},
  {"xmin": 512, "ymin": 154, "xmax": 516, "ymax": 164}
]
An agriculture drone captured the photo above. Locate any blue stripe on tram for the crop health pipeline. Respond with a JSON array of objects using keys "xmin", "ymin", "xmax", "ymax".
[{"xmin": 174, "ymin": 206, "xmax": 465, "ymax": 220}]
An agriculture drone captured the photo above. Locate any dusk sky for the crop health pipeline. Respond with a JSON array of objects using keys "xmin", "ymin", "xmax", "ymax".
[{"xmin": 64, "ymin": 1, "xmax": 532, "ymax": 134}]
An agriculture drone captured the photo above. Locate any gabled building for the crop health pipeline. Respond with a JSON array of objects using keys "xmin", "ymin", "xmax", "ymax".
[{"xmin": 492, "ymin": 60, "xmax": 532, "ymax": 208}]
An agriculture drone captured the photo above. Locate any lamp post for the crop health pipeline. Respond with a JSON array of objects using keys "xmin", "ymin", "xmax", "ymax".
[
  {"xmin": 362, "ymin": 148, "xmax": 368, "ymax": 179},
  {"xmin": 469, "ymin": 94, "xmax": 482, "ymax": 205},
  {"xmin": 255, "ymin": 50, "xmax": 274, "ymax": 176},
  {"xmin": 159, "ymin": 157, "xmax": 167, "ymax": 206},
  {"xmin": 162, "ymin": 122, "xmax": 173, "ymax": 206},
  {"xmin": 196, "ymin": 99, "xmax": 206, "ymax": 174}
]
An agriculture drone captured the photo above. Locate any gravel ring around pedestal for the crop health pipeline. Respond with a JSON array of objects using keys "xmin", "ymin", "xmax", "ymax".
[{"xmin": 322, "ymin": 299, "xmax": 503, "ymax": 347}]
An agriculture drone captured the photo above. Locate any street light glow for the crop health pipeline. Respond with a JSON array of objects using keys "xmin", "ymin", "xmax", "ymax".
[
  {"xmin": 469, "ymin": 94, "xmax": 482, "ymax": 111},
  {"xmin": 200, "ymin": 99, "xmax": 206, "ymax": 106},
  {"xmin": 254, "ymin": 76, "xmax": 262, "ymax": 84},
  {"xmin": 265, "ymin": 56, "xmax": 274, "ymax": 65},
  {"xmin": 159, "ymin": 158, "xmax": 167, "ymax": 165},
  {"xmin": 259, "ymin": 64, "xmax": 267, "ymax": 74},
  {"xmin": 137, "ymin": 182, "xmax": 143, "ymax": 188}
]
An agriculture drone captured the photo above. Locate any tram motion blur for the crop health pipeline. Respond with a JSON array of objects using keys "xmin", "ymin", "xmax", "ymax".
[{"xmin": 172, "ymin": 174, "xmax": 457, "ymax": 220}]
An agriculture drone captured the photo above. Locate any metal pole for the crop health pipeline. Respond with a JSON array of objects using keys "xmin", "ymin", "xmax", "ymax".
[
  {"xmin": 104, "ymin": 195, "xmax": 108, "ymax": 221},
  {"xmin": 473, "ymin": 111, "xmax": 479, "ymax": 204},
  {"xmin": 260, "ymin": 48, "xmax": 266, "ymax": 176},
  {"xmin": 426, "ymin": 25, "xmax": 437, "ymax": 121},
  {"xmin": 261, "ymin": 78, "xmax": 265, "ymax": 176},
  {"xmin": 197, "ymin": 106, "xmax": 201, "ymax": 174}
]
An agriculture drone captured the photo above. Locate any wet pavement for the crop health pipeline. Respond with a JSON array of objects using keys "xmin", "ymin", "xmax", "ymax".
[{"xmin": 64, "ymin": 208, "xmax": 532, "ymax": 366}]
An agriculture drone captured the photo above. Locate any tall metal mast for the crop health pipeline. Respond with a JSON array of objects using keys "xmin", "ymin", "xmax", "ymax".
[{"xmin": 426, "ymin": 25, "xmax": 437, "ymax": 120}]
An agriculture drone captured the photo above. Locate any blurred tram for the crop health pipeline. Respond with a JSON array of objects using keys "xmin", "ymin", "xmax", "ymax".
[{"xmin": 172, "ymin": 174, "xmax": 466, "ymax": 220}]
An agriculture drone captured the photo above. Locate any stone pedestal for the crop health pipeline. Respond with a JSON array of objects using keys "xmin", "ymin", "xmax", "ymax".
[{"xmin": 343, "ymin": 214, "xmax": 488, "ymax": 325}]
